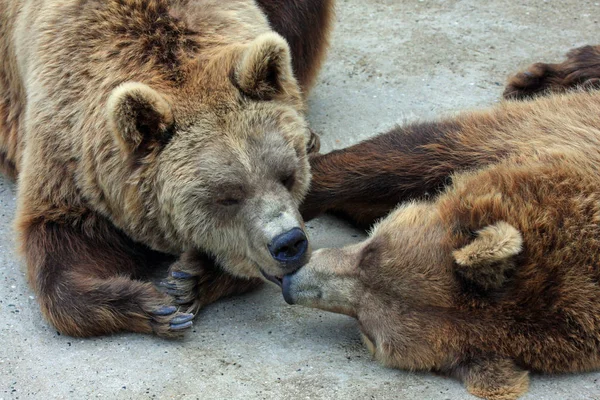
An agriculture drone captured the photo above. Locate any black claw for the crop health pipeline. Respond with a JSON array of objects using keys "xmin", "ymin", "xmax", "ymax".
[
  {"xmin": 165, "ymin": 288, "xmax": 186, "ymax": 297},
  {"xmin": 523, "ymin": 71, "xmax": 535, "ymax": 78},
  {"xmin": 171, "ymin": 313, "xmax": 194, "ymax": 325},
  {"xmin": 171, "ymin": 271, "xmax": 194, "ymax": 279},
  {"xmin": 151, "ymin": 305, "xmax": 177, "ymax": 316},
  {"xmin": 159, "ymin": 281, "xmax": 177, "ymax": 290},
  {"xmin": 175, "ymin": 297, "xmax": 191, "ymax": 305},
  {"xmin": 170, "ymin": 321, "xmax": 193, "ymax": 331}
]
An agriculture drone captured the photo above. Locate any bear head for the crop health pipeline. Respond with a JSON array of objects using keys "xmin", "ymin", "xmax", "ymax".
[
  {"xmin": 282, "ymin": 201, "xmax": 524, "ymax": 367},
  {"xmin": 104, "ymin": 33, "xmax": 315, "ymax": 283}
]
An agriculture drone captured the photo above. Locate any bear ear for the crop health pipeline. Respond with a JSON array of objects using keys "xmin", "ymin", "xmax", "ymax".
[
  {"xmin": 107, "ymin": 82, "xmax": 174, "ymax": 154},
  {"xmin": 234, "ymin": 33, "xmax": 297, "ymax": 100},
  {"xmin": 453, "ymin": 221, "xmax": 523, "ymax": 290}
]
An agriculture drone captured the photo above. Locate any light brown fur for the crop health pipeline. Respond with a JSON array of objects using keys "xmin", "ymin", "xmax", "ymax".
[
  {"xmin": 0, "ymin": 0, "xmax": 333, "ymax": 337},
  {"xmin": 286, "ymin": 89, "xmax": 600, "ymax": 399}
]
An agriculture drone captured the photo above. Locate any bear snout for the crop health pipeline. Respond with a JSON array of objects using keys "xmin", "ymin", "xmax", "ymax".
[
  {"xmin": 281, "ymin": 272, "xmax": 322, "ymax": 305},
  {"xmin": 268, "ymin": 227, "xmax": 308, "ymax": 273}
]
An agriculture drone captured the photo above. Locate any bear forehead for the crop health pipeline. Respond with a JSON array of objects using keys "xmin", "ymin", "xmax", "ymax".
[{"xmin": 196, "ymin": 131, "xmax": 302, "ymax": 175}]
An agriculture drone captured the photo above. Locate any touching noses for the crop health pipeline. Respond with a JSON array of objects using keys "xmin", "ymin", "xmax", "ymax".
[{"xmin": 268, "ymin": 227, "xmax": 308, "ymax": 273}]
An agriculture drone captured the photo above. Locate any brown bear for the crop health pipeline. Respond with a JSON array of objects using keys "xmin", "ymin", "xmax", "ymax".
[
  {"xmin": 301, "ymin": 45, "xmax": 600, "ymax": 228},
  {"xmin": 0, "ymin": 0, "xmax": 334, "ymax": 338},
  {"xmin": 289, "ymin": 47, "xmax": 600, "ymax": 399}
]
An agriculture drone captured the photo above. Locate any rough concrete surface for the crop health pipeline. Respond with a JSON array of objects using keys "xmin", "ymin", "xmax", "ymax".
[{"xmin": 2, "ymin": 0, "xmax": 600, "ymax": 399}]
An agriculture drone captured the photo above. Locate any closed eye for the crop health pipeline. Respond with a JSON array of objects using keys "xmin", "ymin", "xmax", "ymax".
[
  {"xmin": 216, "ymin": 198, "xmax": 241, "ymax": 206},
  {"xmin": 281, "ymin": 173, "xmax": 296, "ymax": 190}
]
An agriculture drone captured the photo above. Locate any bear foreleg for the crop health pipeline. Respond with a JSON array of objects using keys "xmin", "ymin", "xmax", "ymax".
[
  {"xmin": 504, "ymin": 45, "xmax": 600, "ymax": 100},
  {"xmin": 21, "ymin": 215, "xmax": 194, "ymax": 338},
  {"xmin": 161, "ymin": 250, "xmax": 263, "ymax": 316},
  {"xmin": 301, "ymin": 120, "xmax": 468, "ymax": 228}
]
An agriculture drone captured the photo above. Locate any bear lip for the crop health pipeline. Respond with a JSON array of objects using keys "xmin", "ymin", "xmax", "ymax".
[{"xmin": 260, "ymin": 269, "xmax": 283, "ymax": 287}]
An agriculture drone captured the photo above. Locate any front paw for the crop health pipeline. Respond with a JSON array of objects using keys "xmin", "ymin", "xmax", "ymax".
[
  {"xmin": 504, "ymin": 45, "xmax": 600, "ymax": 100},
  {"xmin": 503, "ymin": 62, "xmax": 558, "ymax": 100},
  {"xmin": 149, "ymin": 304, "xmax": 195, "ymax": 338},
  {"xmin": 160, "ymin": 264, "xmax": 203, "ymax": 316}
]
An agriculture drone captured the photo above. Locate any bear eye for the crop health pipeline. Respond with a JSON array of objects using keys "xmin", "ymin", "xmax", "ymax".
[
  {"xmin": 281, "ymin": 173, "xmax": 295, "ymax": 190},
  {"xmin": 216, "ymin": 198, "xmax": 241, "ymax": 207}
]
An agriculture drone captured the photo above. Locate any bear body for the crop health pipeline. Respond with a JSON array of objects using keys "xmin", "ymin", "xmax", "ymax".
[
  {"xmin": 0, "ymin": 0, "xmax": 333, "ymax": 337},
  {"xmin": 288, "ymin": 49, "xmax": 600, "ymax": 398}
]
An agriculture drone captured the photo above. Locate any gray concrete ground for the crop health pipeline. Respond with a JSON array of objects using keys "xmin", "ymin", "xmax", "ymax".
[{"xmin": 2, "ymin": 0, "xmax": 600, "ymax": 399}]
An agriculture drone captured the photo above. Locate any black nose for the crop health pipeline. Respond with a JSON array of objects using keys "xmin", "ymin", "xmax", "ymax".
[
  {"xmin": 268, "ymin": 228, "xmax": 308, "ymax": 269},
  {"xmin": 281, "ymin": 274, "xmax": 296, "ymax": 305}
]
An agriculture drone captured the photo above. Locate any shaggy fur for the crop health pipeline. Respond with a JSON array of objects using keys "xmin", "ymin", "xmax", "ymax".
[
  {"xmin": 255, "ymin": 0, "xmax": 335, "ymax": 92},
  {"xmin": 0, "ymin": 0, "xmax": 334, "ymax": 337},
  {"xmin": 301, "ymin": 45, "xmax": 600, "ymax": 228},
  {"xmin": 289, "ymin": 47, "xmax": 600, "ymax": 399},
  {"xmin": 504, "ymin": 45, "xmax": 600, "ymax": 100}
]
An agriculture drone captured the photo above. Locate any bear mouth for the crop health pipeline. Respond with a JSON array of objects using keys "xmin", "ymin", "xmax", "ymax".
[{"xmin": 260, "ymin": 270, "xmax": 283, "ymax": 287}]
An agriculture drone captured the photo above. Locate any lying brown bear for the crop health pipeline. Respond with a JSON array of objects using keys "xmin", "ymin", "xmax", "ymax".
[
  {"xmin": 289, "ymin": 47, "xmax": 600, "ymax": 399},
  {"xmin": 0, "ymin": 0, "xmax": 333, "ymax": 337}
]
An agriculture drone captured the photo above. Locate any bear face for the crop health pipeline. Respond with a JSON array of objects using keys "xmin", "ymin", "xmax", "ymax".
[
  {"xmin": 283, "ymin": 202, "xmax": 458, "ymax": 336},
  {"xmin": 282, "ymin": 200, "xmax": 539, "ymax": 399},
  {"xmin": 283, "ymin": 203, "xmax": 457, "ymax": 374},
  {"xmin": 104, "ymin": 33, "xmax": 312, "ymax": 281},
  {"xmin": 283, "ymin": 200, "xmax": 526, "ymax": 351}
]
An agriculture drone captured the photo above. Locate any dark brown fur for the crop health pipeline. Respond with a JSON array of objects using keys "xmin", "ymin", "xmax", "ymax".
[
  {"xmin": 301, "ymin": 120, "xmax": 505, "ymax": 228},
  {"xmin": 21, "ymin": 212, "xmax": 173, "ymax": 337},
  {"xmin": 256, "ymin": 0, "xmax": 335, "ymax": 92},
  {"xmin": 504, "ymin": 45, "xmax": 600, "ymax": 100}
]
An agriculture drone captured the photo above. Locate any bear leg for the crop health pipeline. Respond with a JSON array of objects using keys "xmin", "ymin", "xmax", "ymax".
[
  {"xmin": 454, "ymin": 356, "xmax": 529, "ymax": 400},
  {"xmin": 301, "ymin": 120, "xmax": 471, "ymax": 228},
  {"xmin": 504, "ymin": 45, "xmax": 600, "ymax": 100},
  {"xmin": 256, "ymin": 0, "xmax": 336, "ymax": 93},
  {"xmin": 161, "ymin": 250, "xmax": 263, "ymax": 316},
  {"xmin": 21, "ymin": 215, "xmax": 193, "ymax": 338}
]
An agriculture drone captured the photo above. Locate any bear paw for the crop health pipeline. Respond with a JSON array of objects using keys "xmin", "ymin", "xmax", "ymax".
[
  {"xmin": 503, "ymin": 63, "xmax": 558, "ymax": 100},
  {"xmin": 503, "ymin": 45, "xmax": 600, "ymax": 100},
  {"xmin": 149, "ymin": 305, "xmax": 195, "ymax": 338},
  {"xmin": 160, "ymin": 268, "xmax": 203, "ymax": 316},
  {"xmin": 160, "ymin": 251, "xmax": 263, "ymax": 320}
]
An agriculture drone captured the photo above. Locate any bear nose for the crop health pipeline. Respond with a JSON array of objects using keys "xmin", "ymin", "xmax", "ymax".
[{"xmin": 268, "ymin": 228, "xmax": 308, "ymax": 271}]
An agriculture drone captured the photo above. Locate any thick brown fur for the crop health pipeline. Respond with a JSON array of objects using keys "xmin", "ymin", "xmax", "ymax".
[
  {"xmin": 0, "ymin": 0, "xmax": 333, "ymax": 337},
  {"xmin": 289, "ymin": 47, "xmax": 600, "ymax": 399},
  {"xmin": 255, "ymin": 0, "xmax": 335, "ymax": 92},
  {"xmin": 302, "ymin": 44, "xmax": 600, "ymax": 228},
  {"xmin": 301, "ymin": 120, "xmax": 481, "ymax": 228},
  {"xmin": 504, "ymin": 45, "xmax": 600, "ymax": 100}
]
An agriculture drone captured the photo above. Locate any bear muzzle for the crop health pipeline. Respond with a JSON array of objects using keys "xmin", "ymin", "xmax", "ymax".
[
  {"xmin": 281, "ymin": 248, "xmax": 360, "ymax": 317},
  {"xmin": 268, "ymin": 228, "xmax": 308, "ymax": 267},
  {"xmin": 261, "ymin": 228, "xmax": 309, "ymax": 287}
]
